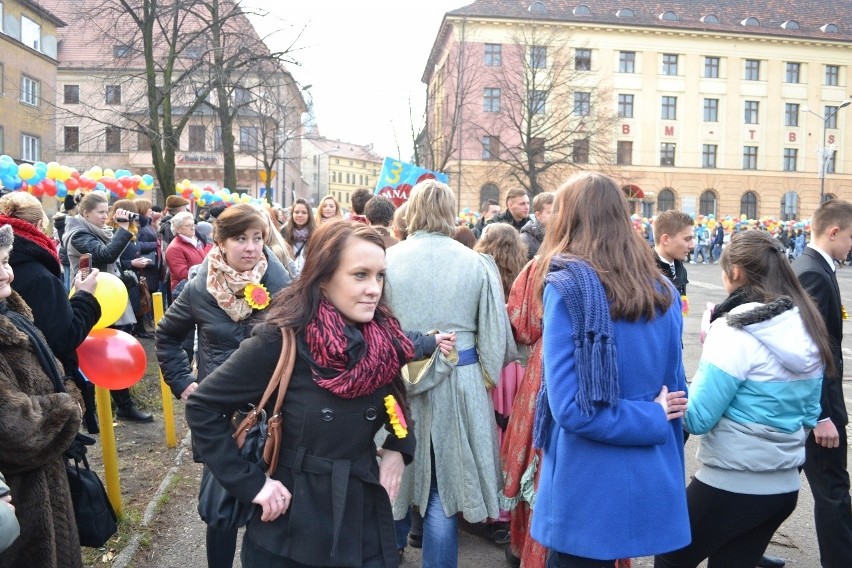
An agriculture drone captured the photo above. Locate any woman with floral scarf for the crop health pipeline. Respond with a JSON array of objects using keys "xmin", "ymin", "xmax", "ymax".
[{"xmin": 156, "ymin": 203, "xmax": 292, "ymax": 568}]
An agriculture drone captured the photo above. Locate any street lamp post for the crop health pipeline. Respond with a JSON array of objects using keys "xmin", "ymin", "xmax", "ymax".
[{"xmin": 802, "ymin": 99, "xmax": 851, "ymax": 205}]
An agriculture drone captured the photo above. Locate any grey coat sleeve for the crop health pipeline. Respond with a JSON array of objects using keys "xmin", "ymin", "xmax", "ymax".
[{"xmin": 0, "ymin": 472, "xmax": 19, "ymax": 553}]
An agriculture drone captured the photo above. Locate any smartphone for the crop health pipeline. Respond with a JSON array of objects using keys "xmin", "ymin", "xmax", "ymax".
[{"xmin": 79, "ymin": 253, "xmax": 92, "ymax": 279}]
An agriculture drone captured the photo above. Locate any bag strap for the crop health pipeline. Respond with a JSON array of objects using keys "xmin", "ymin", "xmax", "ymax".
[
  {"xmin": 232, "ymin": 328, "xmax": 296, "ymax": 449},
  {"xmin": 264, "ymin": 329, "xmax": 296, "ymax": 475}
]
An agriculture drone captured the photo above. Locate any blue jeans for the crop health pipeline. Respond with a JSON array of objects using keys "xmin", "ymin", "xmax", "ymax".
[
  {"xmin": 422, "ymin": 474, "xmax": 458, "ymax": 568},
  {"xmin": 395, "ymin": 509, "xmax": 411, "ymax": 550}
]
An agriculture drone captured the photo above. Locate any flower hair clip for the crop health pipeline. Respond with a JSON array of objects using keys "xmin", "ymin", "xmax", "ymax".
[
  {"xmin": 244, "ymin": 283, "xmax": 271, "ymax": 310},
  {"xmin": 384, "ymin": 394, "xmax": 408, "ymax": 439}
]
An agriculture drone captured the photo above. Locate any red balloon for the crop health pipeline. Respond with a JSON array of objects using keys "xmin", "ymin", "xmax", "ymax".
[
  {"xmin": 77, "ymin": 329, "xmax": 147, "ymax": 389},
  {"xmin": 65, "ymin": 177, "xmax": 80, "ymax": 191},
  {"xmin": 43, "ymin": 178, "xmax": 57, "ymax": 196}
]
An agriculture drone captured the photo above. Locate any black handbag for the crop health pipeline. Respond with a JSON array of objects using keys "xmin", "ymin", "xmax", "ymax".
[
  {"xmin": 196, "ymin": 328, "xmax": 295, "ymax": 530},
  {"xmin": 66, "ymin": 454, "xmax": 118, "ymax": 548}
]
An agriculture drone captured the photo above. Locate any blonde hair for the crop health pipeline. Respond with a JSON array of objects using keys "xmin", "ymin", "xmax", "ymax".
[
  {"xmin": 315, "ymin": 195, "xmax": 342, "ymax": 225},
  {"xmin": 108, "ymin": 199, "xmax": 139, "ymax": 238},
  {"xmin": 392, "ymin": 201, "xmax": 409, "ymax": 241},
  {"xmin": 405, "ymin": 180, "xmax": 456, "ymax": 237},
  {"xmin": 0, "ymin": 191, "xmax": 48, "ymax": 228},
  {"xmin": 475, "ymin": 223, "xmax": 527, "ymax": 300},
  {"xmin": 78, "ymin": 191, "xmax": 107, "ymax": 215},
  {"xmin": 259, "ymin": 206, "xmax": 294, "ymax": 264}
]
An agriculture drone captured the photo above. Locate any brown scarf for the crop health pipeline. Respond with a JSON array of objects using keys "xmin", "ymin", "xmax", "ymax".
[
  {"xmin": 301, "ymin": 298, "xmax": 414, "ymax": 398},
  {"xmin": 206, "ymin": 245, "xmax": 268, "ymax": 322}
]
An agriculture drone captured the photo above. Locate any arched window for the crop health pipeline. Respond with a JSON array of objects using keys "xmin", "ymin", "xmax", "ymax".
[
  {"xmin": 780, "ymin": 191, "xmax": 799, "ymax": 221},
  {"xmin": 659, "ymin": 10, "xmax": 678, "ymax": 21},
  {"xmin": 573, "ymin": 4, "xmax": 591, "ymax": 15},
  {"xmin": 479, "ymin": 183, "xmax": 500, "ymax": 206},
  {"xmin": 528, "ymin": 1, "xmax": 547, "ymax": 14},
  {"xmin": 699, "ymin": 189, "xmax": 717, "ymax": 217},
  {"xmin": 741, "ymin": 17, "xmax": 760, "ymax": 27},
  {"xmin": 740, "ymin": 191, "xmax": 758, "ymax": 219},
  {"xmin": 701, "ymin": 14, "xmax": 720, "ymax": 24},
  {"xmin": 781, "ymin": 20, "xmax": 800, "ymax": 30},
  {"xmin": 821, "ymin": 23, "xmax": 839, "ymax": 33},
  {"xmin": 657, "ymin": 188, "xmax": 675, "ymax": 212},
  {"xmin": 616, "ymin": 8, "xmax": 634, "ymax": 18}
]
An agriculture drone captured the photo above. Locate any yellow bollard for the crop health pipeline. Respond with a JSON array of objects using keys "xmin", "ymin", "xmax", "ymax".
[
  {"xmin": 153, "ymin": 292, "xmax": 177, "ymax": 448},
  {"xmin": 95, "ymin": 385, "xmax": 123, "ymax": 518}
]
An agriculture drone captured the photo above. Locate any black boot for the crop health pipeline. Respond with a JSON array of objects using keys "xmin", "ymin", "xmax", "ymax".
[
  {"xmin": 112, "ymin": 388, "xmax": 153, "ymax": 423},
  {"xmin": 133, "ymin": 322, "xmax": 153, "ymax": 339},
  {"xmin": 757, "ymin": 555, "xmax": 785, "ymax": 568}
]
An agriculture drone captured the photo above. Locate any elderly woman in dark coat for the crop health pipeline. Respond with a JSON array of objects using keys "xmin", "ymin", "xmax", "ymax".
[
  {"xmin": 156, "ymin": 204, "xmax": 292, "ymax": 568},
  {"xmin": 0, "ymin": 225, "xmax": 84, "ymax": 568},
  {"xmin": 0, "ymin": 192, "xmax": 101, "ymax": 432}
]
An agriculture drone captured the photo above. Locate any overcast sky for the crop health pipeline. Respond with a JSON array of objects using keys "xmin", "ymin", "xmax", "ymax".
[{"xmin": 244, "ymin": 0, "xmax": 466, "ymax": 161}]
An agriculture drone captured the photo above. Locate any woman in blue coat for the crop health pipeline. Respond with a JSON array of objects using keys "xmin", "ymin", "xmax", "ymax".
[{"xmin": 531, "ymin": 173, "xmax": 691, "ymax": 567}]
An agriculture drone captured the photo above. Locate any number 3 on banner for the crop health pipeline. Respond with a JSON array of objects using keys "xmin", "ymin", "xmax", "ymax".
[{"xmin": 386, "ymin": 161, "xmax": 403, "ymax": 184}]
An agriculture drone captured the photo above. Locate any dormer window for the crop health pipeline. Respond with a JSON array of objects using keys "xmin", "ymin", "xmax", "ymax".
[
  {"xmin": 528, "ymin": 1, "xmax": 547, "ymax": 14},
  {"xmin": 741, "ymin": 17, "xmax": 760, "ymax": 27},
  {"xmin": 659, "ymin": 11, "xmax": 679, "ymax": 21},
  {"xmin": 701, "ymin": 14, "xmax": 720, "ymax": 24},
  {"xmin": 781, "ymin": 20, "xmax": 800, "ymax": 30},
  {"xmin": 616, "ymin": 8, "xmax": 635, "ymax": 18},
  {"xmin": 573, "ymin": 5, "xmax": 591, "ymax": 16},
  {"xmin": 821, "ymin": 23, "xmax": 839, "ymax": 33},
  {"xmin": 113, "ymin": 44, "xmax": 131, "ymax": 58}
]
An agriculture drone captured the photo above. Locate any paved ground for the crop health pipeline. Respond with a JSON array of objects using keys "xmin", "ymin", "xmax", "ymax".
[{"xmin": 115, "ymin": 261, "xmax": 852, "ymax": 567}]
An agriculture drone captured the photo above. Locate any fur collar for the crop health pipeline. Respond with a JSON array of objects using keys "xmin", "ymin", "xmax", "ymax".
[
  {"xmin": 0, "ymin": 292, "xmax": 34, "ymax": 347},
  {"xmin": 726, "ymin": 297, "xmax": 795, "ymax": 329}
]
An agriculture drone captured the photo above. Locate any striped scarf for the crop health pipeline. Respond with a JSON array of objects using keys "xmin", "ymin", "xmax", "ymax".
[{"xmin": 301, "ymin": 298, "xmax": 414, "ymax": 398}]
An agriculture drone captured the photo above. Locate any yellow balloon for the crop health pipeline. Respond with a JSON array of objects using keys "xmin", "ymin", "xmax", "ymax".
[
  {"xmin": 73, "ymin": 272, "xmax": 129, "ymax": 329},
  {"xmin": 103, "ymin": 168, "xmax": 116, "ymax": 179}
]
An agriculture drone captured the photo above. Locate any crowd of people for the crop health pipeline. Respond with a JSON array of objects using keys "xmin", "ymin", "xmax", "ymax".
[{"xmin": 0, "ymin": 176, "xmax": 851, "ymax": 568}]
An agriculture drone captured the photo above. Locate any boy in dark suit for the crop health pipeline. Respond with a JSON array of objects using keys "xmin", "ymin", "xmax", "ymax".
[{"xmin": 793, "ymin": 199, "xmax": 852, "ymax": 568}]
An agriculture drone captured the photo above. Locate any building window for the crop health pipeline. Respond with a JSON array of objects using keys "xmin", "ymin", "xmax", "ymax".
[
  {"xmin": 480, "ymin": 183, "xmax": 500, "ymax": 205},
  {"xmin": 21, "ymin": 134, "xmax": 39, "ymax": 161},
  {"xmin": 616, "ymin": 141, "xmax": 632, "ymax": 165},
  {"xmin": 572, "ymin": 139, "xmax": 590, "ymax": 164},
  {"xmin": 188, "ymin": 125, "xmax": 206, "ymax": 151},
  {"xmin": 137, "ymin": 131, "xmax": 150, "ymax": 151},
  {"xmin": 780, "ymin": 191, "xmax": 798, "ymax": 221},
  {"xmin": 105, "ymin": 85, "xmax": 122, "ymax": 105},
  {"xmin": 743, "ymin": 146, "xmax": 758, "ymax": 169},
  {"xmin": 660, "ymin": 143, "xmax": 676, "ymax": 166},
  {"xmin": 481, "ymin": 135, "xmax": 499, "ymax": 160},
  {"xmin": 827, "ymin": 150, "xmax": 838, "ymax": 174},
  {"xmin": 575, "ymin": 48, "xmax": 591, "ymax": 71},
  {"xmin": 483, "ymin": 88, "xmax": 501, "ymax": 112},
  {"xmin": 484, "ymin": 43, "xmax": 501, "ymax": 66},
  {"xmin": 619, "ymin": 51, "xmax": 635, "ymax": 73},
  {"xmin": 20, "ymin": 75, "xmax": 39, "ymax": 106},
  {"xmin": 239, "ymin": 126, "xmax": 258, "ymax": 152},
  {"xmin": 744, "ymin": 100, "xmax": 759, "ymax": 124},
  {"xmin": 617, "ymin": 94, "xmax": 634, "ymax": 118},
  {"xmin": 704, "ymin": 56, "xmax": 720, "ymax": 78},
  {"xmin": 662, "ymin": 54, "xmax": 678, "ymax": 75},
  {"xmin": 574, "ymin": 92, "xmax": 591, "ymax": 116},
  {"xmin": 825, "ymin": 106, "xmax": 839, "ymax": 129},
  {"xmin": 113, "ymin": 44, "xmax": 131, "ymax": 58},
  {"xmin": 658, "ymin": 188, "xmax": 675, "ymax": 212},
  {"xmin": 741, "ymin": 191, "xmax": 758, "ymax": 219},
  {"xmin": 785, "ymin": 62, "xmax": 801, "ymax": 83},
  {"xmin": 702, "ymin": 144, "xmax": 717, "ymax": 168},
  {"xmin": 703, "ymin": 98, "xmax": 718, "ymax": 122},
  {"xmin": 825, "ymin": 64, "xmax": 840, "ymax": 86},
  {"xmin": 745, "ymin": 59, "xmax": 760, "ymax": 81},
  {"xmin": 783, "ymin": 148, "xmax": 798, "ymax": 171},
  {"xmin": 21, "ymin": 16, "xmax": 40, "ymax": 51},
  {"xmin": 661, "ymin": 96, "xmax": 677, "ymax": 120},
  {"xmin": 785, "ymin": 103, "xmax": 800, "ymax": 126},
  {"xmin": 213, "ymin": 127, "xmax": 222, "ymax": 151},
  {"xmin": 105, "ymin": 127, "xmax": 122, "ymax": 152},
  {"xmin": 64, "ymin": 85, "xmax": 80, "ymax": 104},
  {"xmin": 699, "ymin": 190, "xmax": 717, "ymax": 217},
  {"xmin": 530, "ymin": 45, "xmax": 547, "ymax": 69},
  {"xmin": 64, "ymin": 126, "xmax": 79, "ymax": 152},
  {"xmin": 529, "ymin": 90, "xmax": 546, "ymax": 114}
]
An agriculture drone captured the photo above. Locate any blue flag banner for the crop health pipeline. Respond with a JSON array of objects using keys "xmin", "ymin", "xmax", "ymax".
[{"xmin": 374, "ymin": 158, "xmax": 449, "ymax": 207}]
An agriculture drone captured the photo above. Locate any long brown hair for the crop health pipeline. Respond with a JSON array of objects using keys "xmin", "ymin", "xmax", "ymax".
[
  {"xmin": 475, "ymin": 224, "xmax": 527, "ymax": 301},
  {"xmin": 535, "ymin": 172, "xmax": 672, "ymax": 321},
  {"xmin": 108, "ymin": 199, "xmax": 139, "ymax": 238},
  {"xmin": 266, "ymin": 221, "xmax": 410, "ymax": 413},
  {"xmin": 283, "ymin": 198, "xmax": 316, "ymax": 245},
  {"xmin": 720, "ymin": 230, "xmax": 835, "ymax": 375}
]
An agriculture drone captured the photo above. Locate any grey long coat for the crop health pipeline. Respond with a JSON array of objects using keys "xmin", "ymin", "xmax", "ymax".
[{"xmin": 385, "ymin": 231, "xmax": 517, "ymax": 522}]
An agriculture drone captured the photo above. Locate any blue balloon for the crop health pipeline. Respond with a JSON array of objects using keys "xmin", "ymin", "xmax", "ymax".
[
  {"xmin": 34, "ymin": 161, "xmax": 47, "ymax": 174},
  {"xmin": 95, "ymin": 182, "xmax": 106, "ymax": 192},
  {"xmin": 141, "ymin": 174, "xmax": 154, "ymax": 186}
]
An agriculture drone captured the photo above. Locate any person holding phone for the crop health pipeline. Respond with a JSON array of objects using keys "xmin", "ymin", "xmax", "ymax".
[
  {"xmin": 64, "ymin": 192, "xmax": 152, "ymax": 423},
  {"xmin": 0, "ymin": 192, "xmax": 102, "ymax": 433}
]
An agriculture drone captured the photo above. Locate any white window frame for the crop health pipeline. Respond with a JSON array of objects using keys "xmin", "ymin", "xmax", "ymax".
[
  {"xmin": 21, "ymin": 15, "xmax": 41, "ymax": 52},
  {"xmin": 20, "ymin": 75, "xmax": 39, "ymax": 106},
  {"xmin": 21, "ymin": 133, "xmax": 39, "ymax": 161}
]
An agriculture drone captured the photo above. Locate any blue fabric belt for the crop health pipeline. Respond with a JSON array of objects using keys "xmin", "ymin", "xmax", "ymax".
[{"xmin": 457, "ymin": 347, "xmax": 479, "ymax": 366}]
